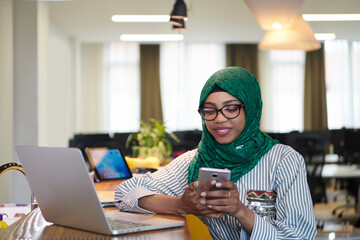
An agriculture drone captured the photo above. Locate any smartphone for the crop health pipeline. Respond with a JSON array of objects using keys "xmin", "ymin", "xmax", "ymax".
[{"xmin": 198, "ymin": 167, "xmax": 231, "ymax": 189}]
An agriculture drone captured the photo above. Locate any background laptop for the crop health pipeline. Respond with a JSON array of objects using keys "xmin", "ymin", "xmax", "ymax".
[{"xmin": 15, "ymin": 146, "xmax": 184, "ymax": 235}]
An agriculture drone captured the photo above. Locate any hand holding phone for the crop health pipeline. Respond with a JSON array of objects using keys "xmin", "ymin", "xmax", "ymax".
[{"xmin": 198, "ymin": 167, "xmax": 231, "ymax": 190}]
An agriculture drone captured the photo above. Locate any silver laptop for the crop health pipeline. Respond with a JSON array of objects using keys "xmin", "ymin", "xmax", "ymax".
[{"xmin": 15, "ymin": 146, "xmax": 184, "ymax": 235}]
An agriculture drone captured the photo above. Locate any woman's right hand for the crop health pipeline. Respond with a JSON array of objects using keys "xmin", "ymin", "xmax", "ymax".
[{"xmin": 179, "ymin": 181, "xmax": 224, "ymax": 218}]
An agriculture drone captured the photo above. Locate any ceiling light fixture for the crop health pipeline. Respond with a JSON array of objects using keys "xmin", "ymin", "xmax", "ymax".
[
  {"xmin": 272, "ymin": 23, "xmax": 282, "ymax": 30},
  {"xmin": 259, "ymin": 14, "xmax": 321, "ymax": 52},
  {"xmin": 120, "ymin": 34, "xmax": 184, "ymax": 42},
  {"xmin": 172, "ymin": 20, "xmax": 186, "ymax": 31},
  {"xmin": 314, "ymin": 33, "xmax": 336, "ymax": 41},
  {"xmin": 169, "ymin": 17, "xmax": 185, "ymax": 27},
  {"xmin": 170, "ymin": 0, "xmax": 187, "ymax": 19},
  {"xmin": 111, "ymin": 15, "xmax": 170, "ymax": 22},
  {"xmin": 244, "ymin": 0, "xmax": 304, "ymax": 30},
  {"xmin": 303, "ymin": 14, "xmax": 360, "ymax": 21}
]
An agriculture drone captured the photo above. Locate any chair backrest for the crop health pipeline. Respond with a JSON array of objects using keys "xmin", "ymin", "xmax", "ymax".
[
  {"xmin": 306, "ymin": 163, "xmax": 326, "ymax": 204},
  {"xmin": 286, "ymin": 131, "xmax": 327, "ymax": 164},
  {"xmin": 343, "ymin": 129, "xmax": 360, "ymax": 163}
]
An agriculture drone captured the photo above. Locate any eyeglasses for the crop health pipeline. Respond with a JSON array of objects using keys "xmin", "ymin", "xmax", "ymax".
[{"xmin": 198, "ymin": 104, "xmax": 244, "ymax": 121}]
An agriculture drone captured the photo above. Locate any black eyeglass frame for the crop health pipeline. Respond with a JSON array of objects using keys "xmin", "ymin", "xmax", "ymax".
[{"xmin": 198, "ymin": 104, "xmax": 245, "ymax": 121}]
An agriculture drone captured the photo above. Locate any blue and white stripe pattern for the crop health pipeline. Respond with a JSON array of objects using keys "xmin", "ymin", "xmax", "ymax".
[{"xmin": 115, "ymin": 144, "xmax": 316, "ymax": 240}]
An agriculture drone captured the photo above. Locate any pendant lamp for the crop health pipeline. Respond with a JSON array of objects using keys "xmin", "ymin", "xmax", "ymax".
[
  {"xmin": 244, "ymin": 0, "xmax": 303, "ymax": 30},
  {"xmin": 169, "ymin": 17, "xmax": 184, "ymax": 27},
  {"xmin": 170, "ymin": 0, "xmax": 187, "ymax": 19},
  {"xmin": 258, "ymin": 14, "xmax": 321, "ymax": 51},
  {"xmin": 172, "ymin": 19, "xmax": 185, "ymax": 31}
]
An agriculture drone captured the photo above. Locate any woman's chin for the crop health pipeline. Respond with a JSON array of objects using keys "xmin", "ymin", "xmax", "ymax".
[{"xmin": 214, "ymin": 136, "xmax": 235, "ymax": 145}]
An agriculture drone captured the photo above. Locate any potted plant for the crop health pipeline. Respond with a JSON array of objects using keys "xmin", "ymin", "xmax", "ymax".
[{"xmin": 126, "ymin": 119, "xmax": 180, "ymax": 165}]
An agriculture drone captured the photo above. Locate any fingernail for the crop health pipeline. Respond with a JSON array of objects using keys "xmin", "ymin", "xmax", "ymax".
[
  {"xmin": 207, "ymin": 205, "xmax": 212, "ymax": 208},
  {"xmin": 200, "ymin": 200, "xmax": 206, "ymax": 205},
  {"xmin": 216, "ymin": 182, "xmax": 222, "ymax": 187},
  {"xmin": 211, "ymin": 180, "xmax": 216, "ymax": 185},
  {"xmin": 200, "ymin": 192, "xmax": 206, "ymax": 197}
]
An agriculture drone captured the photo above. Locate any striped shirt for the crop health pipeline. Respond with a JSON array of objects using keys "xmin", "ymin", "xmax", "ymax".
[{"xmin": 115, "ymin": 144, "xmax": 316, "ymax": 240}]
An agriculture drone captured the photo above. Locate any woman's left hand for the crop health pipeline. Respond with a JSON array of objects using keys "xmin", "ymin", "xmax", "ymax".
[{"xmin": 199, "ymin": 180, "xmax": 243, "ymax": 218}]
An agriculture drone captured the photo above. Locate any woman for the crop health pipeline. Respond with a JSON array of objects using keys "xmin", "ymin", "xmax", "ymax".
[{"xmin": 115, "ymin": 67, "xmax": 316, "ymax": 239}]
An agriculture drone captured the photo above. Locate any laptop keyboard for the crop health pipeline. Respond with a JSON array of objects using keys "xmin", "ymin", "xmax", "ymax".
[{"xmin": 107, "ymin": 218, "xmax": 150, "ymax": 230}]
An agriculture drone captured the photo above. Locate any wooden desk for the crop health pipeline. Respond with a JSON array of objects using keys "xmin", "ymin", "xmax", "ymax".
[{"xmin": 0, "ymin": 180, "xmax": 191, "ymax": 239}]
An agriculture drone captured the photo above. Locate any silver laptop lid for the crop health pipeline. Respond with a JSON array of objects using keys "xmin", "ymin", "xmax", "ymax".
[
  {"xmin": 16, "ymin": 146, "xmax": 185, "ymax": 236},
  {"xmin": 16, "ymin": 146, "xmax": 113, "ymax": 235}
]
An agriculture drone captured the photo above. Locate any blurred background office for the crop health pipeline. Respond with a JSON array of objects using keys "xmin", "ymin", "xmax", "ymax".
[{"xmin": 1, "ymin": 0, "xmax": 360, "ymax": 205}]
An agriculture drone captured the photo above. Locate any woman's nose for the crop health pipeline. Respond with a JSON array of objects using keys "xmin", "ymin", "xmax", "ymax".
[{"xmin": 214, "ymin": 111, "xmax": 227, "ymax": 122}]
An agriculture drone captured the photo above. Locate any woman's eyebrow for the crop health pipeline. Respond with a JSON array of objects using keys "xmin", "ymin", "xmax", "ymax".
[
  {"xmin": 203, "ymin": 99, "xmax": 241, "ymax": 106},
  {"xmin": 224, "ymin": 99, "xmax": 241, "ymax": 104}
]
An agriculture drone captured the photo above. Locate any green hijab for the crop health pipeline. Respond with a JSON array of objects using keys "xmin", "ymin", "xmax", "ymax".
[{"xmin": 188, "ymin": 66, "xmax": 278, "ymax": 184}]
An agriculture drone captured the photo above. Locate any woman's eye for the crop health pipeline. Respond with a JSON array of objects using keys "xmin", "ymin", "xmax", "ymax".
[
  {"xmin": 203, "ymin": 108, "xmax": 216, "ymax": 114},
  {"xmin": 224, "ymin": 106, "xmax": 238, "ymax": 113}
]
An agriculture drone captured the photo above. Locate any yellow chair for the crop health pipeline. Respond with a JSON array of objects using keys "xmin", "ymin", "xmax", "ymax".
[{"xmin": 186, "ymin": 214, "xmax": 212, "ymax": 239}]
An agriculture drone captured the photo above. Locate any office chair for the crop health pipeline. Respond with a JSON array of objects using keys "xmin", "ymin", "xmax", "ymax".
[
  {"xmin": 307, "ymin": 163, "xmax": 328, "ymax": 204},
  {"xmin": 331, "ymin": 129, "xmax": 360, "ymax": 218},
  {"xmin": 286, "ymin": 130, "xmax": 327, "ymax": 164},
  {"xmin": 286, "ymin": 131, "xmax": 328, "ymax": 204},
  {"xmin": 343, "ymin": 129, "xmax": 360, "ymax": 164},
  {"xmin": 112, "ymin": 132, "xmax": 133, "ymax": 156},
  {"xmin": 169, "ymin": 130, "xmax": 202, "ymax": 158},
  {"xmin": 69, "ymin": 133, "xmax": 113, "ymax": 168},
  {"xmin": 265, "ymin": 132, "xmax": 288, "ymax": 144}
]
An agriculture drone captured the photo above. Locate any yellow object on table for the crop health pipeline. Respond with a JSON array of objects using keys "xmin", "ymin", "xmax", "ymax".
[
  {"xmin": 0, "ymin": 214, "xmax": 9, "ymax": 231},
  {"xmin": 125, "ymin": 156, "xmax": 160, "ymax": 170}
]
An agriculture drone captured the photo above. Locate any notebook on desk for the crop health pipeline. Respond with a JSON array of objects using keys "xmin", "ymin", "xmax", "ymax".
[{"xmin": 15, "ymin": 146, "xmax": 184, "ymax": 235}]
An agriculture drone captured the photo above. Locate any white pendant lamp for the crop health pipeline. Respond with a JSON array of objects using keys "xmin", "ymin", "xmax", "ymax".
[
  {"xmin": 244, "ymin": 0, "xmax": 304, "ymax": 30},
  {"xmin": 258, "ymin": 14, "xmax": 321, "ymax": 51}
]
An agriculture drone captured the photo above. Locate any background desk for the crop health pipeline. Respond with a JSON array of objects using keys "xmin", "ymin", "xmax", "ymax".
[
  {"xmin": 0, "ymin": 180, "xmax": 190, "ymax": 239},
  {"xmin": 321, "ymin": 164, "xmax": 360, "ymax": 208},
  {"xmin": 322, "ymin": 164, "xmax": 360, "ymax": 179}
]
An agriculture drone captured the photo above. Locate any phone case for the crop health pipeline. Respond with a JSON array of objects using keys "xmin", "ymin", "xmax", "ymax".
[{"xmin": 198, "ymin": 167, "xmax": 231, "ymax": 189}]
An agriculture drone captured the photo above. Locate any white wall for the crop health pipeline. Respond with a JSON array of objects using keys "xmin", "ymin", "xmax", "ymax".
[
  {"xmin": 42, "ymin": 23, "xmax": 74, "ymax": 147},
  {"xmin": 79, "ymin": 44, "xmax": 105, "ymax": 133}
]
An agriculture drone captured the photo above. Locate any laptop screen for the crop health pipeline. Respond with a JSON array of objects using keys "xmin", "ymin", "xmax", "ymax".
[{"xmin": 85, "ymin": 147, "xmax": 132, "ymax": 181}]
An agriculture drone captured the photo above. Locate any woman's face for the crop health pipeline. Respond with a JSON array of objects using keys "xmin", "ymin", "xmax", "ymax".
[{"xmin": 203, "ymin": 91, "xmax": 246, "ymax": 144}]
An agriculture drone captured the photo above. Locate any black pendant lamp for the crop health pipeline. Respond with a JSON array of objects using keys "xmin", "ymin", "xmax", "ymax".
[
  {"xmin": 170, "ymin": 0, "xmax": 187, "ymax": 19},
  {"xmin": 169, "ymin": 17, "xmax": 184, "ymax": 27},
  {"xmin": 172, "ymin": 19, "xmax": 185, "ymax": 31}
]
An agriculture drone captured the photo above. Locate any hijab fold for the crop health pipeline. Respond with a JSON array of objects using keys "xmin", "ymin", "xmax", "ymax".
[{"xmin": 188, "ymin": 67, "xmax": 278, "ymax": 184}]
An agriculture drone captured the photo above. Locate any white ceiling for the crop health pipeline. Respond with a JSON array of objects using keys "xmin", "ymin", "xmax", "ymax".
[{"xmin": 48, "ymin": 0, "xmax": 360, "ymax": 43}]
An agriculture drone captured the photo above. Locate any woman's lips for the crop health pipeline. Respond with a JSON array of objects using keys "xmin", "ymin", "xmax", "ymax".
[{"xmin": 213, "ymin": 127, "xmax": 231, "ymax": 136}]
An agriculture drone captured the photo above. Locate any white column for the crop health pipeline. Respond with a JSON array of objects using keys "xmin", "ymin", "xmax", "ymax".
[
  {"xmin": 0, "ymin": 0, "xmax": 14, "ymax": 204},
  {"xmin": 13, "ymin": 0, "xmax": 42, "ymax": 203}
]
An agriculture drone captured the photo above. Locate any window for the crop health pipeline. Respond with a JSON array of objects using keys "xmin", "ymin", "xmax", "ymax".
[
  {"xmin": 261, "ymin": 50, "xmax": 305, "ymax": 133},
  {"xmin": 325, "ymin": 40, "xmax": 360, "ymax": 129},
  {"xmin": 104, "ymin": 42, "xmax": 140, "ymax": 133},
  {"xmin": 160, "ymin": 42, "xmax": 225, "ymax": 131}
]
